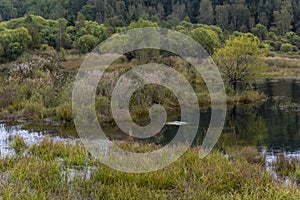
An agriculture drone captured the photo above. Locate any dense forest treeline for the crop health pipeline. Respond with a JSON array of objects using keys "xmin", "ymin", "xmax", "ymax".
[
  {"xmin": 1, "ymin": 13, "xmax": 300, "ymax": 63},
  {"xmin": 0, "ymin": 0, "xmax": 299, "ymax": 34}
]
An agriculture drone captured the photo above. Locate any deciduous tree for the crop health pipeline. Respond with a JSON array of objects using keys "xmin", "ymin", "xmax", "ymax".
[
  {"xmin": 213, "ymin": 35, "xmax": 267, "ymax": 91},
  {"xmin": 74, "ymin": 34, "xmax": 98, "ymax": 54},
  {"xmin": 191, "ymin": 27, "xmax": 220, "ymax": 55}
]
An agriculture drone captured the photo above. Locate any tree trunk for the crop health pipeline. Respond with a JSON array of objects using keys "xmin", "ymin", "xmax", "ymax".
[{"xmin": 233, "ymin": 81, "xmax": 237, "ymax": 92}]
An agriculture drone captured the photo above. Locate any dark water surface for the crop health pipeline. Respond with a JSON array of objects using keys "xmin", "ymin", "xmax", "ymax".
[
  {"xmin": 2, "ymin": 78, "xmax": 300, "ymax": 156},
  {"xmin": 181, "ymin": 78, "xmax": 300, "ymax": 153},
  {"xmin": 118, "ymin": 78, "xmax": 300, "ymax": 153}
]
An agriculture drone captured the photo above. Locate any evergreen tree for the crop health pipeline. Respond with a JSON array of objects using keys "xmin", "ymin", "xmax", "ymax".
[
  {"xmin": 198, "ymin": 0, "xmax": 214, "ymax": 25},
  {"xmin": 171, "ymin": 2, "xmax": 186, "ymax": 21},
  {"xmin": 230, "ymin": 0, "xmax": 251, "ymax": 32},
  {"xmin": 216, "ymin": 4, "xmax": 230, "ymax": 30},
  {"xmin": 259, "ymin": 12, "xmax": 269, "ymax": 27},
  {"xmin": 274, "ymin": 0, "xmax": 293, "ymax": 35}
]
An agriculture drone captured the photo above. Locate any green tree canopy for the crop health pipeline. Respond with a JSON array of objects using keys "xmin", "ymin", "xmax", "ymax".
[
  {"xmin": 191, "ymin": 27, "xmax": 220, "ymax": 55},
  {"xmin": 251, "ymin": 23, "xmax": 268, "ymax": 40},
  {"xmin": 213, "ymin": 35, "xmax": 267, "ymax": 91},
  {"xmin": 0, "ymin": 27, "xmax": 32, "ymax": 61},
  {"xmin": 128, "ymin": 19, "xmax": 158, "ymax": 29},
  {"xmin": 74, "ymin": 34, "xmax": 98, "ymax": 54}
]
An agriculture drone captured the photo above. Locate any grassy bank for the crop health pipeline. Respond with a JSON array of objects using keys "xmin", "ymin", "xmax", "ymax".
[
  {"xmin": 0, "ymin": 137, "xmax": 299, "ymax": 199},
  {"xmin": 264, "ymin": 54, "xmax": 300, "ymax": 77}
]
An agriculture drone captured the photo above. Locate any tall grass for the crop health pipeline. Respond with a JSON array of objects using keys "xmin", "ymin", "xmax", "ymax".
[
  {"xmin": 0, "ymin": 138, "xmax": 299, "ymax": 199},
  {"xmin": 265, "ymin": 57, "xmax": 300, "ymax": 69}
]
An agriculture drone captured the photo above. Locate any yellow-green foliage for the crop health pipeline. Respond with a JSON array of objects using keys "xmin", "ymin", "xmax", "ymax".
[
  {"xmin": 213, "ymin": 35, "xmax": 268, "ymax": 91},
  {"xmin": 29, "ymin": 137, "xmax": 91, "ymax": 166},
  {"xmin": 237, "ymin": 90, "xmax": 266, "ymax": 103},
  {"xmin": 10, "ymin": 135, "xmax": 27, "ymax": 154},
  {"xmin": 0, "ymin": 27, "xmax": 32, "ymax": 62},
  {"xmin": 191, "ymin": 27, "xmax": 220, "ymax": 54}
]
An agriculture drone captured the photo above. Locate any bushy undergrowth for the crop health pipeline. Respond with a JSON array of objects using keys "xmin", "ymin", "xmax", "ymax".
[{"xmin": 0, "ymin": 138, "xmax": 299, "ymax": 199}]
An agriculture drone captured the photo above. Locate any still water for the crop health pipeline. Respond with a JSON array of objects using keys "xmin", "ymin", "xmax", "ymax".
[
  {"xmin": 218, "ymin": 78, "xmax": 300, "ymax": 153},
  {"xmin": 2, "ymin": 78, "xmax": 300, "ymax": 156},
  {"xmin": 183, "ymin": 78, "xmax": 300, "ymax": 153}
]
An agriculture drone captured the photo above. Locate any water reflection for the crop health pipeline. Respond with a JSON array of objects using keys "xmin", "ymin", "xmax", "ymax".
[{"xmin": 134, "ymin": 78, "xmax": 300, "ymax": 153}]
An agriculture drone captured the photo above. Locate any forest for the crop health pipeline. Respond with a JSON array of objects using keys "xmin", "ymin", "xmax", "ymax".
[
  {"xmin": 0, "ymin": 0, "xmax": 298, "ymax": 34},
  {"xmin": 0, "ymin": 9, "xmax": 299, "ymax": 62}
]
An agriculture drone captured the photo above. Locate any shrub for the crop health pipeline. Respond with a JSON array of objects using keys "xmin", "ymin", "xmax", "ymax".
[
  {"xmin": 266, "ymin": 40, "xmax": 282, "ymax": 51},
  {"xmin": 74, "ymin": 34, "xmax": 98, "ymax": 54},
  {"xmin": 68, "ymin": 48, "xmax": 80, "ymax": 55},
  {"xmin": 280, "ymin": 43, "xmax": 298, "ymax": 52},
  {"xmin": 22, "ymin": 93, "xmax": 47, "ymax": 120},
  {"xmin": 238, "ymin": 90, "xmax": 266, "ymax": 103}
]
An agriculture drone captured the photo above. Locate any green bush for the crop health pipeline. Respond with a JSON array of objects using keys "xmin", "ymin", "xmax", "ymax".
[
  {"xmin": 22, "ymin": 93, "xmax": 47, "ymax": 120},
  {"xmin": 265, "ymin": 40, "xmax": 282, "ymax": 51},
  {"xmin": 280, "ymin": 43, "xmax": 298, "ymax": 52},
  {"xmin": 74, "ymin": 34, "xmax": 98, "ymax": 54}
]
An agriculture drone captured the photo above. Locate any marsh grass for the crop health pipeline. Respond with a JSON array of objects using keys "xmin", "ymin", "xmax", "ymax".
[
  {"xmin": 226, "ymin": 146, "xmax": 266, "ymax": 164},
  {"xmin": 10, "ymin": 135, "xmax": 27, "ymax": 155},
  {"xmin": 227, "ymin": 90, "xmax": 266, "ymax": 104},
  {"xmin": 272, "ymin": 153, "xmax": 300, "ymax": 184},
  {"xmin": 265, "ymin": 57, "xmax": 300, "ymax": 69},
  {"xmin": 0, "ymin": 137, "xmax": 300, "ymax": 199},
  {"xmin": 264, "ymin": 56, "xmax": 300, "ymax": 77}
]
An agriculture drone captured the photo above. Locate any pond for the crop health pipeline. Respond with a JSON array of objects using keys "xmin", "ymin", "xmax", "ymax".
[{"xmin": 2, "ymin": 78, "xmax": 300, "ymax": 158}]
